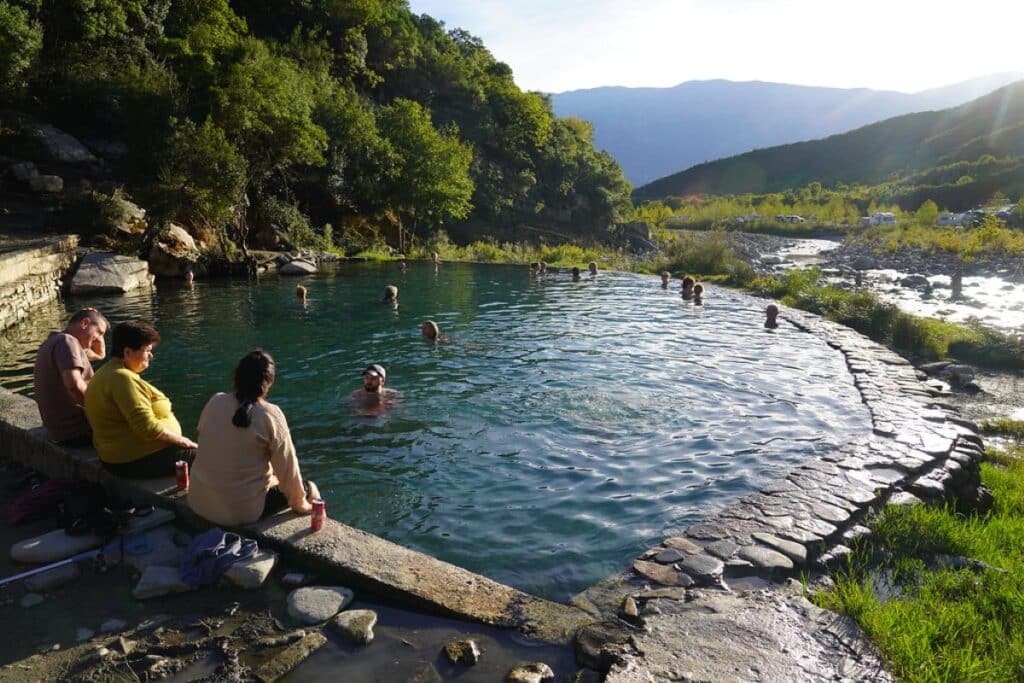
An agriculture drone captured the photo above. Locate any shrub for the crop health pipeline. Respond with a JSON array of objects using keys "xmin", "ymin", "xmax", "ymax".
[{"xmin": 252, "ymin": 196, "xmax": 320, "ymax": 250}]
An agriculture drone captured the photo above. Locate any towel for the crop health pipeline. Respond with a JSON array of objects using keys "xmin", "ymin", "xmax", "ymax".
[{"xmin": 179, "ymin": 528, "xmax": 258, "ymax": 586}]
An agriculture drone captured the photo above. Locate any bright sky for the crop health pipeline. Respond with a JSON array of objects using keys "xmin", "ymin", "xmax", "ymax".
[{"xmin": 406, "ymin": 0, "xmax": 1024, "ymax": 94}]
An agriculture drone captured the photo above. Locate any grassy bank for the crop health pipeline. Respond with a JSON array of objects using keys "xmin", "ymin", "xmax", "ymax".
[{"xmin": 812, "ymin": 432, "xmax": 1024, "ymax": 682}]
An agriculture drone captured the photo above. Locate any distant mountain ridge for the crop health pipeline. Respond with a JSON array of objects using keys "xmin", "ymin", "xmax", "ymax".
[
  {"xmin": 551, "ymin": 73, "xmax": 1024, "ymax": 186},
  {"xmin": 633, "ymin": 81, "xmax": 1024, "ymax": 208}
]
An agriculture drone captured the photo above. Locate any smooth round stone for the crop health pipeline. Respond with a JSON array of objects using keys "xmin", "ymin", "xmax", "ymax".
[
  {"xmin": 20, "ymin": 593, "xmax": 44, "ymax": 608},
  {"xmin": 738, "ymin": 545, "xmax": 794, "ymax": 571},
  {"xmin": 653, "ymin": 548, "xmax": 687, "ymax": 564},
  {"xmin": 25, "ymin": 562, "xmax": 81, "ymax": 592},
  {"xmin": 679, "ymin": 554, "xmax": 724, "ymax": 582},
  {"xmin": 11, "ymin": 529, "xmax": 102, "ymax": 564},
  {"xmin": 751, "ymin": 532, "xmax": 807, "ymax": 564},
  {"xmin": 330, "ymin": 609, "xmax": 377, "ymax": 645},
  {"xmin": 287, "ymin": 586, "xmax": 354, "ymax": 625},
  {"xmin": 506, "ymin": 661, "xmax": 555, "ymax": 682},
  {"xmin": 633, "ymin": 560, "xmax": 686, "ymax": 587},
  {"xmin": 662, "ymin": 537, "xmax": 702, "ymax": 554}
]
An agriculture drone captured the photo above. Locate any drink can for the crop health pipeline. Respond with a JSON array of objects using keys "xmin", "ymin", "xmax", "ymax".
[
  {"xmin": 311, "ymin": 498, "xmax": 326, "ymax": 531},
  {"xmin": 175, "ymin": 460, "xmax": 189, "ymax": 491}
]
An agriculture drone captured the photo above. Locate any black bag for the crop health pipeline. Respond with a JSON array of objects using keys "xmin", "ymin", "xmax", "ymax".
[{"xmin": 56, "ymin": 483, "xmax": 129, "ymax": 540}]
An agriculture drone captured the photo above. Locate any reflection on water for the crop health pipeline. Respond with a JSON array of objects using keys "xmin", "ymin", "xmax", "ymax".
[{"xmin": 0, "ymin": 264, "xmax": 870, "ymax": 599}]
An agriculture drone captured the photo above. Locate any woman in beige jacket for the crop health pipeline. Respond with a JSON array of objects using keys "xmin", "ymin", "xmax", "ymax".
[{"xmin": 188, "ymin": 350, "xmax": 318, "ymax": 526}]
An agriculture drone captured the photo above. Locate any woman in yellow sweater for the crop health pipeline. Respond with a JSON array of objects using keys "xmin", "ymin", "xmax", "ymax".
[
  {"xmin": 84, "ymin": 321, "xmax": 197, "ymax": 479},
  {"xmin": 188, "ymin": 349, "xmax": 317, "ymax": 526}
]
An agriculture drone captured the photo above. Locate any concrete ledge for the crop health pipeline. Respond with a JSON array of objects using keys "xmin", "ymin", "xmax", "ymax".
[{"xmin": 0, "ymin": 387, "xmax": 590, "ymax": 643}]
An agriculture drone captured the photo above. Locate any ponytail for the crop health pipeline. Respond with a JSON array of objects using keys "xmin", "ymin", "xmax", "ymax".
[
  {"xmin": 232, "ymin": 400, "xmax": 255, "ymax": 428},
  {"xmin": 231, "ymin": 349, "xmax": 276, "ymax": 429}
]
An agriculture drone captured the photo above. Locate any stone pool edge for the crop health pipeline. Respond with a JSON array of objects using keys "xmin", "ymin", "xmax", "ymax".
[
  {"xmin": 571, "ymin": 304, "xmax": 987, "ymax": 678},
  {"xmin": 0, "ymin": 387, "xmax": 591, "ymax": 645}
]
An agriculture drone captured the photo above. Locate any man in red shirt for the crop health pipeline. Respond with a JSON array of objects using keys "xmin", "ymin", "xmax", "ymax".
[{"xmin": 33, "ymin": 308, "xmax": 108, "ymax": 446}]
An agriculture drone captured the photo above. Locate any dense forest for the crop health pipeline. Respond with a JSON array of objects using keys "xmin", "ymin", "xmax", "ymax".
[
  {"xmin": 634, "ymin": 82, "xmax": 1024, "ymax": 211},
  {"xmin": 0, "ymin": 0, "xmax": 632, "ymax": 254}
]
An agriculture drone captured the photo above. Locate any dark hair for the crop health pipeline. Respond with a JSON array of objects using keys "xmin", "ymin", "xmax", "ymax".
[
  {"xmin": 232, "ymin": 349, "xmax": 276, "ymax": 427},
  {"xmin": 111, "ymin": 321, "xmax": 160, "ymax": 358},
  {"xmin": 69, "ymin": 308, "xmax": 108, "ymax": 330}
]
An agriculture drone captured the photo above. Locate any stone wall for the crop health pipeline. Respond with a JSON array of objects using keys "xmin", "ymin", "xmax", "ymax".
[{"xmin": 0, "ymin": 236, "xmax": 79, "ymax": 333}]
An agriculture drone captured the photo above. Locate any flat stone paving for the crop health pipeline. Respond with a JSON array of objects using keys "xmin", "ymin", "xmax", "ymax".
[{"xmin": 573, "ymin": 304, "xmax": 986, "ymax": 680}]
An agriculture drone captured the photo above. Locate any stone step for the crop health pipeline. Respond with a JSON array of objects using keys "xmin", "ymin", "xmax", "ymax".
[{"xmin": 0, "ymin": 234, "xmax": 80, "ymax": 332}]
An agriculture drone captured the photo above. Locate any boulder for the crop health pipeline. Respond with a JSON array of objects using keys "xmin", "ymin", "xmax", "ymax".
[
  {"xmin": 851, "ymin": 255, "xmax": 878, "ymax": 271},
  {"xmin": 69, "ymin": 252, "xmax": 154, "ymax": 294},
  {"xmin": 330, "ymin": 609, "xmax": 377, "ymax": 645},
  {"xmin": 148, "ymin": 224, "xmax": 200, "ymax": 278},
  {"xmin": 28, "ymin": 175, "xmax": 63, "ymax": 193},
  {"xmin": 132, "ymin": 565, "xmax": 193, "ymax": 600},
  {"xmin": 506, "ymin": 662, "xmax": 555, "ymax": 683},
  {"xmin": 224, "ymin": 550, "xmax": 277, "ymax": 589},
  {"xmin": 35, "ymin": 123, "xmax": 98, "ymax": 163},
  {"xmin": 899, "ymin": 274, "xmax": 930, "ymax": 289},
  {"xmin": 280, "ymin": 259, "xmax": 317, "ymax": 276},
  {"xmin": 251, "ymin": 223, "xmax": 294, "ymax": 250},
  {"xmin": 110, "ymin": 197, "xmax": 147, "ymax": 235},
  {"xmin": 11, "ymin": 529, "xmax": 103, "ymax": 564},
  {"xmin": 9, "ymin": 161, "xmax": 38, "ymax": 182},
  {"xmin": 85, "ymin": 139, "xmax": 129, "ymax": 160},
  {"xmin": 443, "ymin": 638, "xmax": 482, "ymax": 665},
  {"xmin": 286, "ymin": 586, "xmax": 354, "ymax": 624},
  {"xmin": 99, "ymin": 619, "xmax": 128, "ymax": 634}
]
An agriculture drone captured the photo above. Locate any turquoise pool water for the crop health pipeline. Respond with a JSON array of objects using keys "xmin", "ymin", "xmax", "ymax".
[{"xmin": 0, "ymin": 263, "xmax": 870, "ymax": 599}]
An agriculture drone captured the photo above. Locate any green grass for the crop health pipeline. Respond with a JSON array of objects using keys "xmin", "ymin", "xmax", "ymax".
[
  {"xmin": 813, "ymin": 459, "xmax": 1024, "ymax": 682},
  {"xmin": 980, "ymin": 419, "xmax": 1024, "ymax": 441}
]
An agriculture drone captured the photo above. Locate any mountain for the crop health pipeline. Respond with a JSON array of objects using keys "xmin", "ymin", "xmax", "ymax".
[
  {"xmin": 633, "ymin": 81, "xmax": 1024, "ymax": 208},
  {"xmin": 551, "ymin": 73, "xmax": 1024, "ymax": 186}
]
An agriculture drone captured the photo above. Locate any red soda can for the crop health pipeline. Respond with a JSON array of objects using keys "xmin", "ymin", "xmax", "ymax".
[
  {"xmin": 175, "ymin": 460, "xmax": 189, "ymax": 491},
  {"xmin": 310, "ymin": 498, "xmax": 326, "ymax": 531}
]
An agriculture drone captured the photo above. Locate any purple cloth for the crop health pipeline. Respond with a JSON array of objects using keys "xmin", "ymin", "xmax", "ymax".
[
  {"xmin": 179, "ymin": 528, "xmax": 258, "ymax": 586},
  {"xmin": 6, "ymin": 478, "xmax": 77, "ymax": 525}
]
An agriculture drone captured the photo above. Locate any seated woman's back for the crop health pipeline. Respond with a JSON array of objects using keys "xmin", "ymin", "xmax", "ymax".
[{"xmin": 188, "ymin": 350, "xmax": 310, "ymax": 526}]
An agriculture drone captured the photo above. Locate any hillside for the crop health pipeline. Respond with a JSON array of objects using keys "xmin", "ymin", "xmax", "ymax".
[
  {"xmin": 552, "ymin": 73, "xmax": 1024, "ymax": 186},
  {"xmin": 634, "ymin": 81, "xmax": 1024, "ymax": 208},
  {"xmin": 0, "ymin": 1, "xmax": 630, "ymax": 255}
]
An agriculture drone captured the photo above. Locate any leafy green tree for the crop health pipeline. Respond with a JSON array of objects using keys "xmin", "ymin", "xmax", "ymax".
[
  {"xmin": 0, "ymin": 1, "xmax": 42, "ymax": 93},
  {"xmin": 914, "ymin": 200, "xmax": 939, "ymax": 226},
  {"xmin": 209, "ymin": 38, "xmax": 327, "ymax": 188},
  {"xmin": 159, "ymin": 117, "xmax": 247, "ymax": 229},
  {"xmin": 376, "ymin": 98, "xmax": 474, "ymax": 236}
]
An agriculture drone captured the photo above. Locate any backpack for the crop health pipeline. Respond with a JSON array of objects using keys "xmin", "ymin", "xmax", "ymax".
[{"xmin": 56, "ymin": 483, "xmax": 129, "ymax": 540}]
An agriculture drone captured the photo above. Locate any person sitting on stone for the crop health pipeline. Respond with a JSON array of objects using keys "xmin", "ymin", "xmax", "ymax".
[
  {"xmin": 681, "ymin": 275, "xmax": 696, "ymax": 300},
  {"xmin": 571, "ymin": 266, "xmax": 581, "ymax": 282},
  {"xmin": 588, "ymin": 261, "xmax": 598, "ymax": 276},
  {"xmin": 33, "ymin": 308, "xmax": 109, "ymax": 447},
  {"xmin": 660, "ymin": 272, "xmax": 671, "ymax": 289},
  {"xmin": 188, "ymin": 350, "xmax": 319, "ymax": 526},
  {"xmin": 765, "ymin": 303, "xmax": 780, "ymax": 329},
  {"xmin": 84, "ymin": 321, "xmax": 197, "ymax": 479},
  {"xmin": 296, "ymin": 285, "xmax": 307, "ymax": 303},
  {"xmin": 382, "ymin": 285, "xmax": 398, "ymax": 306},
  {"xmin": 693, "ymin": 283, "xmax": 705, "ymax": 305}
]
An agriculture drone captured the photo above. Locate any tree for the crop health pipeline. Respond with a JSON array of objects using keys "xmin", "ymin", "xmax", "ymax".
[
  {"xmin": 209, "ymin": 38, "xmax": 327, "ymax": 188},
  {"xmin": 0, "ymin": 1, "xmax": 42, "ymax": 93},
  {"xmin": 376, "ymin": 98, "xmax": 474, "ymax": 238},
  {"xmin": 159, "ymin": 117, "xmax": 247, "ymax": 230},
  {"xmin": 914, "ymin": 200, "xmax": 939, "ymax": 226}
]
